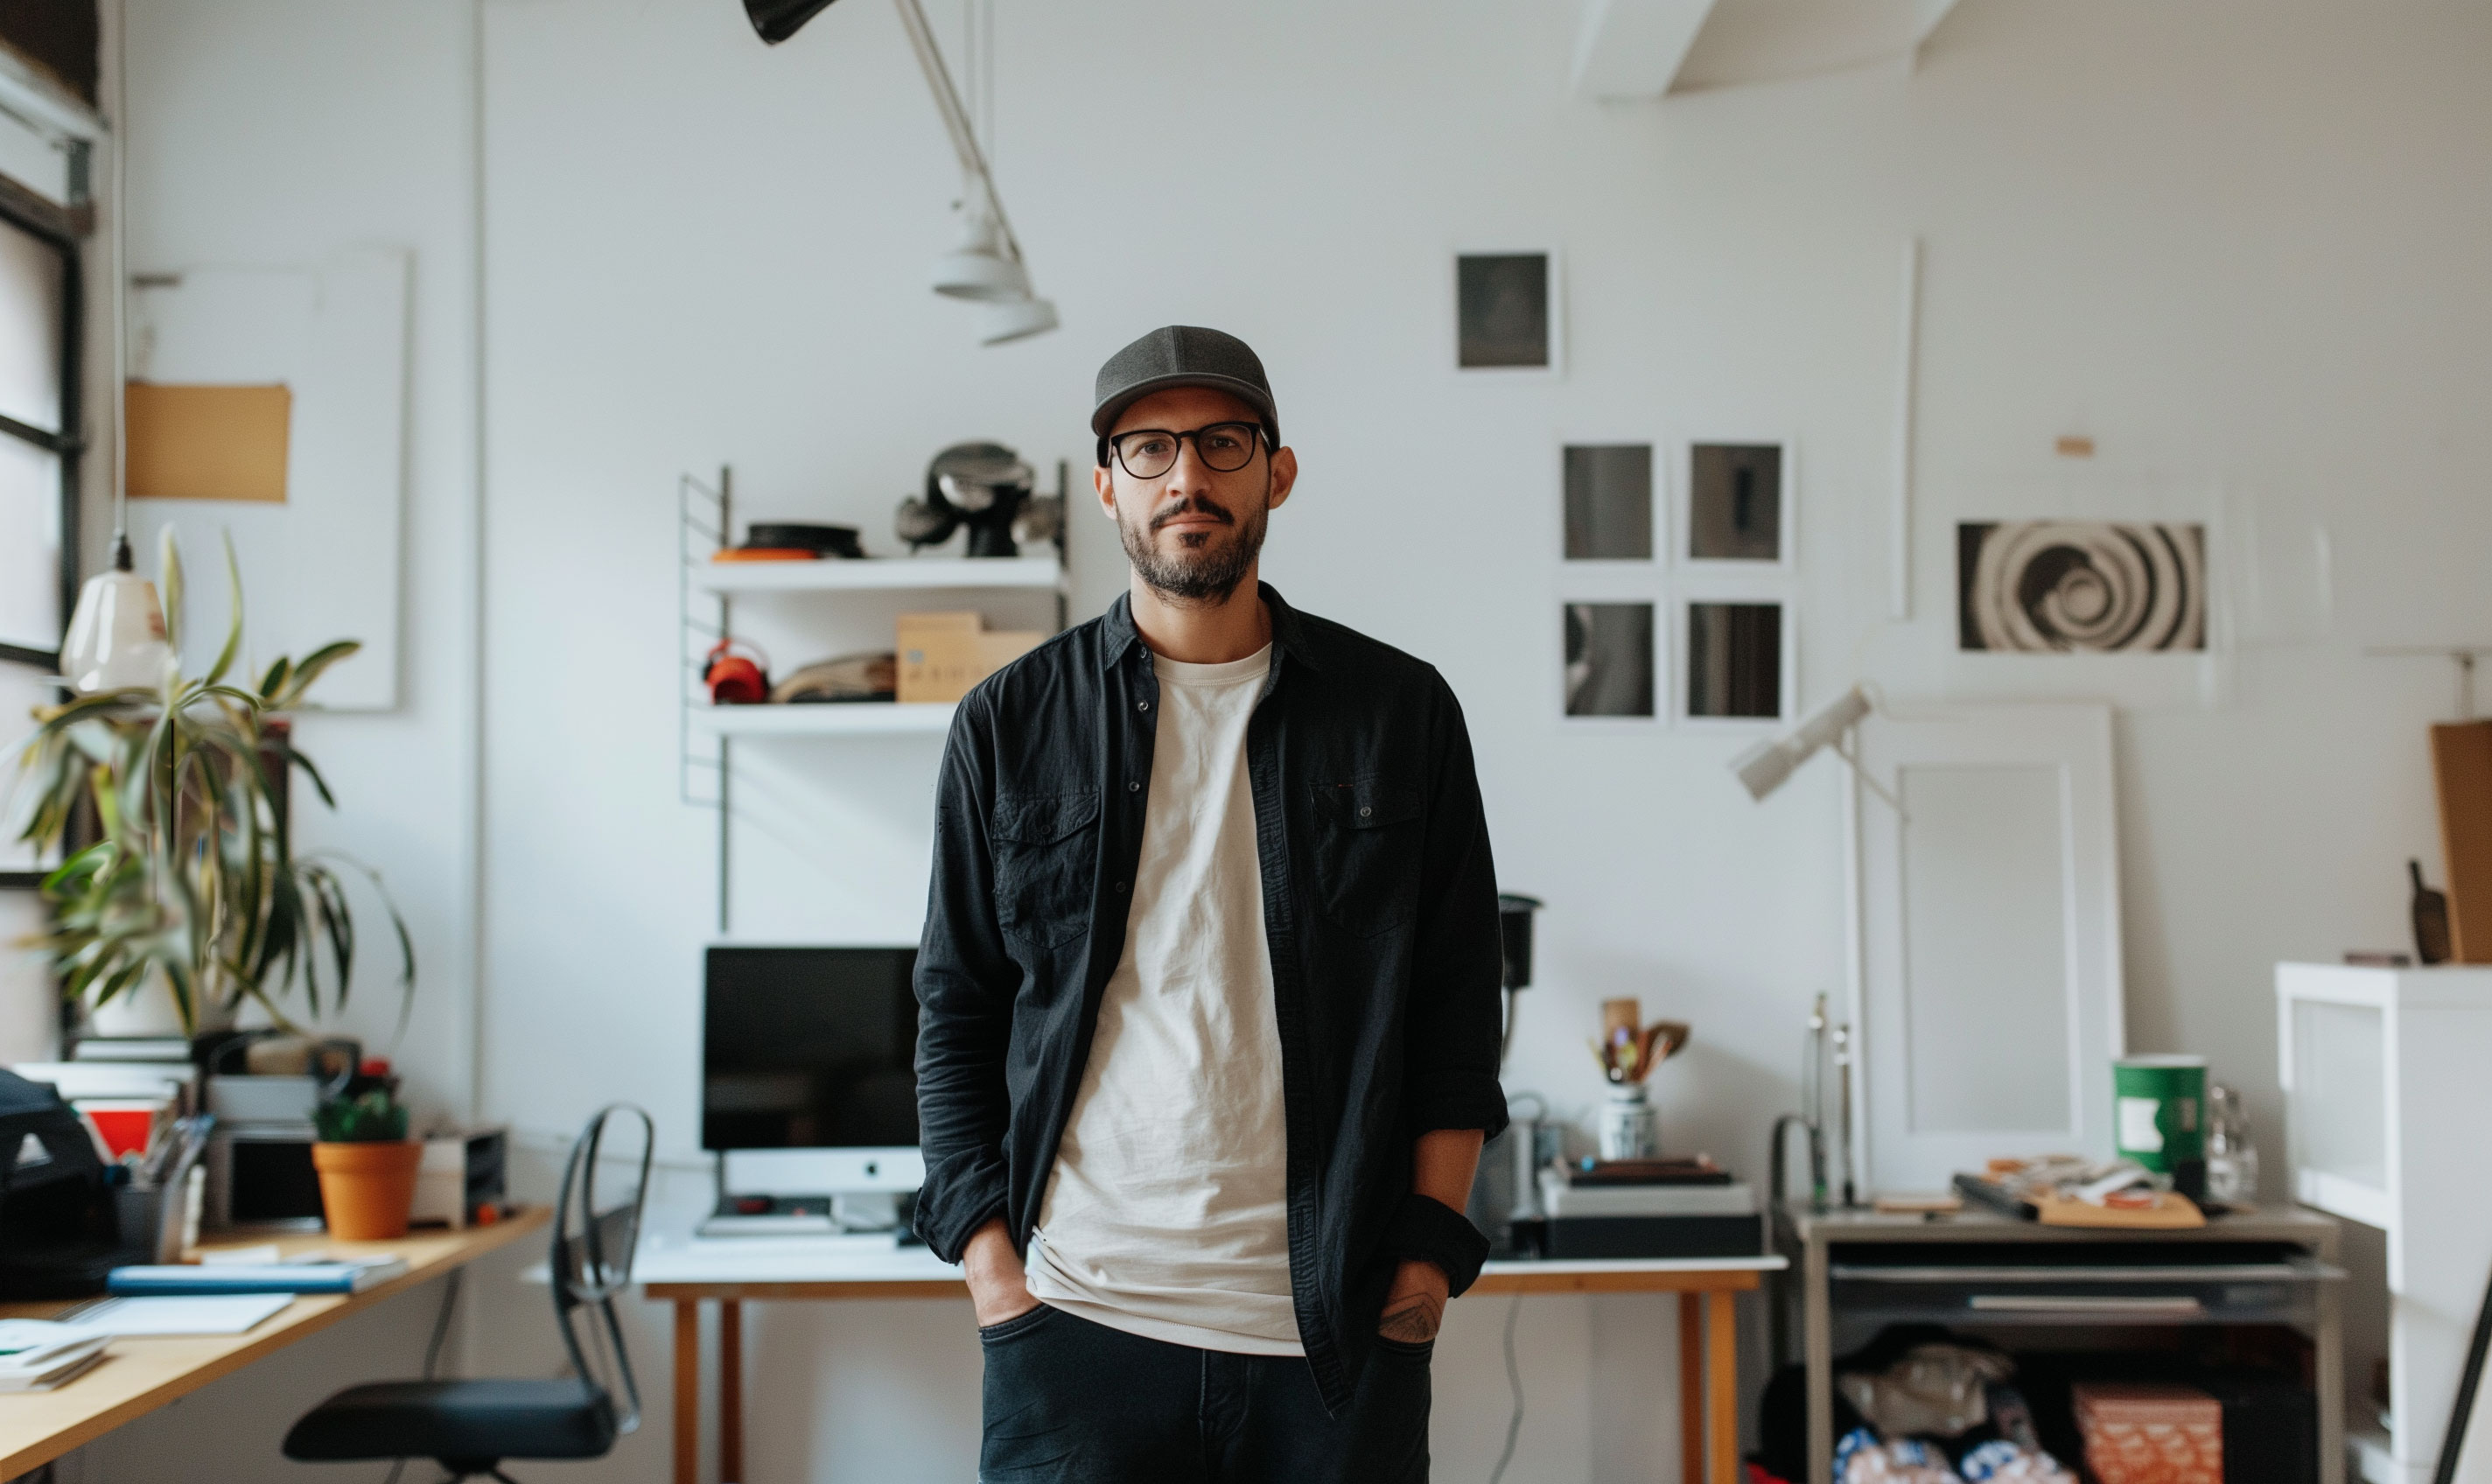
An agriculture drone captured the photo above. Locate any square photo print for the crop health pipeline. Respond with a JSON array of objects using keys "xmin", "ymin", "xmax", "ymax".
[
  {"xmin": 1563, "ymin": 444, "xmax": 1653, "ymax": 560},
  {"xmin": 1563, "ymin": 602, "xmax": 1654, "ymax": 718},
  {"xmin": 1957, "ymin": 521, "xmax": 2207, "ymax": 653},
  {"xmin": 1457, "ymin": 253, "xmax": 1551, "ymax": 369},
  {"xmin": 1686, "ymin": 601, "xmax": 1782, "ymax": 719},
  {"xmin": 1687, "ymin": 443, "xmax": 1782, "ymax": 562}
]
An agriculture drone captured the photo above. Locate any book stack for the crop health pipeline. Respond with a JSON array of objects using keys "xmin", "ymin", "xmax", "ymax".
[
  {"xmin": 1530, "ymin": 1157, "xmax": 1761, "ymax": 1258},
  {"xmin": 108, "ymin": 1255, "xmax": 410, "ymax": 1296},
  {"xmin": 0, "ymin": 1320, "xmax": 109, "ymax": 1393}
]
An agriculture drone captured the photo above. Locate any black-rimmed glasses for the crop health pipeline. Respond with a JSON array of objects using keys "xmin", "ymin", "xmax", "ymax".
[{"xmin": 1107, "ymin": 422, "xmax": 1264, "ymax": 480}]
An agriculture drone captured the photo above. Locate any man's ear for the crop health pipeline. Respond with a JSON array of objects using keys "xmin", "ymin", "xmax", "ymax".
[
  {"xmin": 1265, "ymin": 445, "xmax": 1298, "ymax": 511},
  {"xmin": 1094, "ymin": 461, "xmax": 1118, "ymax": 519}
]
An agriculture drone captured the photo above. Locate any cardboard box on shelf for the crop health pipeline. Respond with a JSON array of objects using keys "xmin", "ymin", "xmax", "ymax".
[
  {"xmin": 2071, "ymin": 1382, "xmax": 2222, "ymax": 1484},
  {"xmin": 897, "ymin": 612, "xmax": 1044, "ymax": 704}
]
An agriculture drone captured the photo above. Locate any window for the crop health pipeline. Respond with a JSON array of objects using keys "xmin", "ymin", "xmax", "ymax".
[{"xmin": 0, "ymin": 189, "xmax": 80, "ymax": 886}]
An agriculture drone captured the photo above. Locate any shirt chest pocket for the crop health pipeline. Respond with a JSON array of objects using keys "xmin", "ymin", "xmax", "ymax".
[
  {"xmin": 992, "ymin": 789, "xmax": 1101, "ymax": 948},
  {"xmin": 1311, "ymin": 777, "xmax": 1423, "ymax": 937}
]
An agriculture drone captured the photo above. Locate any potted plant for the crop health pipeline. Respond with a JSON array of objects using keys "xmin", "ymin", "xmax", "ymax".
[
  {"xmin": 4, "ymin": 533, "xmax": 412, "ymax": 1038},
  {"xmin": 310, "ymin": 1068, "xmax": 419, "ymax": 1240}
]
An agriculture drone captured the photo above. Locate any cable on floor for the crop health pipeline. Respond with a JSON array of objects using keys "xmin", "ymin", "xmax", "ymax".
[{"xmin": 1488, "ymin": 1290, "xmax": 1524, "ymax": 1484}]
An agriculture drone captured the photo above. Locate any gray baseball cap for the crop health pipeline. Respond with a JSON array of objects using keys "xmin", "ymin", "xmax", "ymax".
[{"xmin": 1091, "ymin": 326, "xmax": 1278, "ymax": 454}]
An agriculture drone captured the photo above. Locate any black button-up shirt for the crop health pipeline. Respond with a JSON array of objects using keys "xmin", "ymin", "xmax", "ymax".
[{"xmin": 912, "ymin": 584, "xmax": 1508, "ymax": 1412}]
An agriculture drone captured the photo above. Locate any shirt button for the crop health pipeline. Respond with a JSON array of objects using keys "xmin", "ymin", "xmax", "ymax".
[
  {"xmin": 1128, "ymin": 780, "xmax": 1141, "ymax": 792},
  {"xmin": 1360, "ymin": 806, "xmax": 1373, "ymax": 818},
  {"xmin": 1115, "ymin": 879, "xmax": 1130, "ymax": 893},
  {"xmin": 1138, "ymin": 700, "xmax": 1150, "ymax": 711}
]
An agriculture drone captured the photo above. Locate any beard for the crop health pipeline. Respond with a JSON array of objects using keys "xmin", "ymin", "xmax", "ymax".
[{"xmin": 1117, "ymin": 479, "xmax": 1270, "ymax": 604}]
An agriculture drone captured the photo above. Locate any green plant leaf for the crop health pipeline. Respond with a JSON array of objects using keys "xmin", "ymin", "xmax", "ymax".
[
  {"xmin": 257, "ymin": 656, "xmax": 291, "ymax": 703},
  {"xmin": 158, "ymin": 528, "xmax": 185, "ymax": 660},
  {"xmin": 204, "ymin": 534, "xmax": 245, "ymax": 686},
  {"xmin": 269, "ymin": 640, "xmax": 360, "ymax": 710},
  {"xmin": 284, "ymin": 746, "xmax": 335, "ymax": 810}
]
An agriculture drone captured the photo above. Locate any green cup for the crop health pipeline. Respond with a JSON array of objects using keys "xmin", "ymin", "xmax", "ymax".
[{"xmin": 2113, "ymin": 1055, "xmax": 2208, "ymax": 1180}]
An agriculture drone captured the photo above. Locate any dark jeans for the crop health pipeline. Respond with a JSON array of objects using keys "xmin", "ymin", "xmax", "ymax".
[{"xmin": 977, "ymin": 1304, "xmax": 1432, "ymax": 1483}]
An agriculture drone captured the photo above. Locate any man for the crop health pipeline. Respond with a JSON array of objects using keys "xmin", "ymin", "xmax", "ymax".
[{"xmin": 914, "ymin": 325, "xmax": 1507, "ymax": 1482}]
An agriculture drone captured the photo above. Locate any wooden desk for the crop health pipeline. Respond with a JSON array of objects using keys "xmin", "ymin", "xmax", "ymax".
[
  {"xmin": 0, "ymin": 1209, "xmax": 550, "ymax": 1479},
  {"xmin": 640, "ymin": 1242, "xmax": 1784, "ymax": 1484}
]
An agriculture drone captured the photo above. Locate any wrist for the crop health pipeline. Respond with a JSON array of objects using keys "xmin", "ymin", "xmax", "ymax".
[{"xmin": 1381, "ymin": 1193, "xmax": 1489, "ymax": 1298}]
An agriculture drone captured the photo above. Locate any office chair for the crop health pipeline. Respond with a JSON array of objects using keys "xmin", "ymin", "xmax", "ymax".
[{"xmin": 284, "ymin": 1105, "xmax": 654, "ymax": 1482}]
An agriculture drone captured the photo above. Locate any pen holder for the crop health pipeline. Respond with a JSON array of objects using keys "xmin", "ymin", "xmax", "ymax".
[
  {"xmin": 113, "ymin": 1166, "xmax": 202, "ymax": 1265},
  {"xmin": 1598, "ymin": 1083, "xmax": 1657, "ymax": 1161}
]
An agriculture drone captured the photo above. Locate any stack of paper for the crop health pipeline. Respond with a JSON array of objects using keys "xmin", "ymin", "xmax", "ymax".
[
  {"xmin": 55, "ymin": 1294, "xmax": 294, "ymax": 1335},
  {"xmin": 0, "ymin": 1320, "xmax": 110, "ymax": 1392}
]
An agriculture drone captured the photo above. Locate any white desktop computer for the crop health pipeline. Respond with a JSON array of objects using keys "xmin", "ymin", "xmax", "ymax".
[{"xmin": 699, "ymin": 945, "xmax": 923, "ymax": 1238}]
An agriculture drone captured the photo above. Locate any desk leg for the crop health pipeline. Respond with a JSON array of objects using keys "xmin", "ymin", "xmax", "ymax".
[
  {"xmin": 1706, "ymin": 1290, "xmax": 1738, "ymax": 1484},
  {"xmin": 720, "ymin": 1298, "xmax": 744, "ymax": 1483},
  {"xmin": 1804, "ymin": 1240, "xmax": 1832, "ymax": 1484},
  {"xmin": 1679, "ymin": 1293, "xmax": 1704, "ymax": 1484},
  {"xmin": 674, "ymin": 1298, "xmax": 701, "ymax": 1484}
]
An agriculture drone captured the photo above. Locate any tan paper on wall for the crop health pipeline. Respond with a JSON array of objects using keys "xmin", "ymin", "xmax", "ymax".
[
  {"xmin": 125, "ymin": 382, "xmax": 291, "ymax": 502},
  {"xmin": 898, "ymin": 612, "xmax": 1043, "ymax": 704},
  {"xmin": 2432, "ymin": 719, "xmax": 2492, "ymax": 962}
]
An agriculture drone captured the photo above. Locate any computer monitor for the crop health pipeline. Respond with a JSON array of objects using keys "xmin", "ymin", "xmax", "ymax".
[{"xmin": 704, "ymin": 946, "xmax": 922, "ymax": 1196}]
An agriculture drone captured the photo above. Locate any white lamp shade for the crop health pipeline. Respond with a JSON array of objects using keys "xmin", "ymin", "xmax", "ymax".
[
  {"xmin": 978, "ymin": 295, "xmax": 1058, "ymax": 345},
  {"xmin": 60, "ymin": 570, "xmax": 172, "ymax": 693},
  {"xmin": 932, "ymin": 244, "xmax": 1030, "ymax": 302}
]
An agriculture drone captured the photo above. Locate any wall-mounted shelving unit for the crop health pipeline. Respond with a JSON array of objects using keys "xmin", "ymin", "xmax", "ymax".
[
  {"xmin": 691, "ymin": 556, "xmax": 1066, "ymax": 596},
  {"xmin": 689, "ymin": 702, "xmax": 959, "ymax": 737},
  {"xmin": 677, "ymin": 465, "xmax": 1071, "ymax": 933}
]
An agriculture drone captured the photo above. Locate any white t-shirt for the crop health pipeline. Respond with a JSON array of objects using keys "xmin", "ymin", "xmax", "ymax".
[{"xmin": 1024, "ymin": 644, "xmax": 1300, "ymax": 1354}]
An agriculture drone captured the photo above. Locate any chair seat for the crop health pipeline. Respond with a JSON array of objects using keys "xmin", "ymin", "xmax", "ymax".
[{"xmin": 284, "ymin": 1377, "xmax": 619, "ymax": 1463}]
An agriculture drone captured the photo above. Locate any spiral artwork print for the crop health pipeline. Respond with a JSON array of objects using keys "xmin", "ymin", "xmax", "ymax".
[{"xmin": 1957, "ymin": 521, "xmax": 2207, "ymax": 653}]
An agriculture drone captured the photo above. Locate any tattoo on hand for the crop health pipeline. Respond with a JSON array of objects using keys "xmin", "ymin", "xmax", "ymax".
[{"xmin": 1378, "ymin": 1293, "xmax": 1440, "ymax": 1344}]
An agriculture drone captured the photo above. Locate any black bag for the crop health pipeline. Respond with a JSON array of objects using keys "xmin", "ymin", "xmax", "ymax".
[{"xmin": 0, "ymin": 1067, "xmax": 128, "ymax": 1298}]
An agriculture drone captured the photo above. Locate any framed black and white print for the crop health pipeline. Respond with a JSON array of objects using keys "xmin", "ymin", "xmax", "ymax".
[
  {"xmin": 1562, "ymin": 602, "xmax": 1654, "ymax": 718},
  {"xmin": 1563, "ymin": 444, "xmax": 1654, "ymax": 561},
  {"xmin": 1684, "ymin": 600, "xmax": 1785, "ymax": 721},
  {"xmin": 1457, "ymin": 251, "xmax": 1558, "ymax": 372},
  {"xmin": 1686, "ymin": 442, "xmax": 1785, "ymax": 563},
  {"xmin": 1957, "ymin": 521, "xmax": 2208, "ymax": 653}
]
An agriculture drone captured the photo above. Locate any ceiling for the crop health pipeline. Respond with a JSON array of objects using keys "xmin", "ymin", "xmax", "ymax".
[{"xmin": 1572, "ymin": 0, "xmax": 1966, "ymax": 99}]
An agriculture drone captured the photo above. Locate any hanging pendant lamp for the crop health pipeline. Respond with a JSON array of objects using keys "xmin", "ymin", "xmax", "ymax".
[
  {"xmin": 62, "ymin": 5, "xmax": 172, "ymax": 695},
  {"xmin": 741, "ymin": 0, "xmax": 1057, "ymax": 343}
]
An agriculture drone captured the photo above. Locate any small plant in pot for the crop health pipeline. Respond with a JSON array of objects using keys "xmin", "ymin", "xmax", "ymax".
[{"xmin": 311, "ymin": 1064, "xmax": 420, "ymax": 1241}]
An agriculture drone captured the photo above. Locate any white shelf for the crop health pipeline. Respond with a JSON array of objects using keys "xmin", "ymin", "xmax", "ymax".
[
  {"xmin": 691, "ymin": 556, "xmax": 1063, "ymax": 595},
  {"xmin": 690, "ymin": 703, "xmax": 956, "ymax": 737}
]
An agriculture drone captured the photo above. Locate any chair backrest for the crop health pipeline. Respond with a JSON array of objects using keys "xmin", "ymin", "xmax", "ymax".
[{"xmin": 550, "ymin": 1104, "xmax": 654, "ymax": 1437}]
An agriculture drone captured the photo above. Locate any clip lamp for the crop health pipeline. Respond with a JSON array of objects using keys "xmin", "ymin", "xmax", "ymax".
[{"xmin": 1729, "ymin": 684, "xmax": 1887, "ymax": 805}]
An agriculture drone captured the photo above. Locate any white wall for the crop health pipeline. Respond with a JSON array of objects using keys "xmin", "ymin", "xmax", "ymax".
[
  {"xmin": 122, "ymin": 0, "xmax": 483, "ymax": 1116},
  {"xmin": 108, "ymin": 1, "xmax": 2492, "ymax": 1480}
]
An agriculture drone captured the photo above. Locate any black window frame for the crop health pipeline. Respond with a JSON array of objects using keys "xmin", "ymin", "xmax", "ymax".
[{"xmin": 0, "ymin": 177, "xmax": 83, "ymax": 892}]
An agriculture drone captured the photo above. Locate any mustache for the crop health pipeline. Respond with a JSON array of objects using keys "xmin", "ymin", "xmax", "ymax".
[{"xmin": 1150, "ymin": 495, "xmax": 1236, "ymax": 532}]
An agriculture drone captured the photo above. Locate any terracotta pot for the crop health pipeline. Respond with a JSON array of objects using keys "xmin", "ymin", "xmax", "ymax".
[{"xmin": 312, "ymin": 1141, "xmax": 423, "ymax": 1240}]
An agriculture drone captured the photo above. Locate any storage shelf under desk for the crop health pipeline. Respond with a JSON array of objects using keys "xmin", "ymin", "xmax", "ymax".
[{"xmin": 1776, "ymin": 1201, "xmax": 2345, "ymax": 1484}]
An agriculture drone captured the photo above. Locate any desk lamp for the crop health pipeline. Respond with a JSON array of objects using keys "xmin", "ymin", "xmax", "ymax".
[
  {"xmin": 1728, "ymin": 682, "xmax": 1897, "ymax": 809},
  {"xmin": 740, "ymin": 0, "xmax": 1059, "ymax": 345},
  {"xmin": 1731, "ymin": 683, "xmax": 1894, "ymax": 1213}
]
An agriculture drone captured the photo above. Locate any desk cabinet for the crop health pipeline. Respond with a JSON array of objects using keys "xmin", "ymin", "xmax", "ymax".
[
  {"xmin": 1774, "ymin": 1204, "xmax": 2342, "ymax": 1484},
  {"xmin": 2278, "ymin": 962, "xmax": 2492, "ymax": 1482}
]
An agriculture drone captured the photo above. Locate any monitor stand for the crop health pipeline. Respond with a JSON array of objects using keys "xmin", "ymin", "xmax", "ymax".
[{"xmin": 697, "ymin": 1153, "xmax": 911, "ymax": 1238}]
